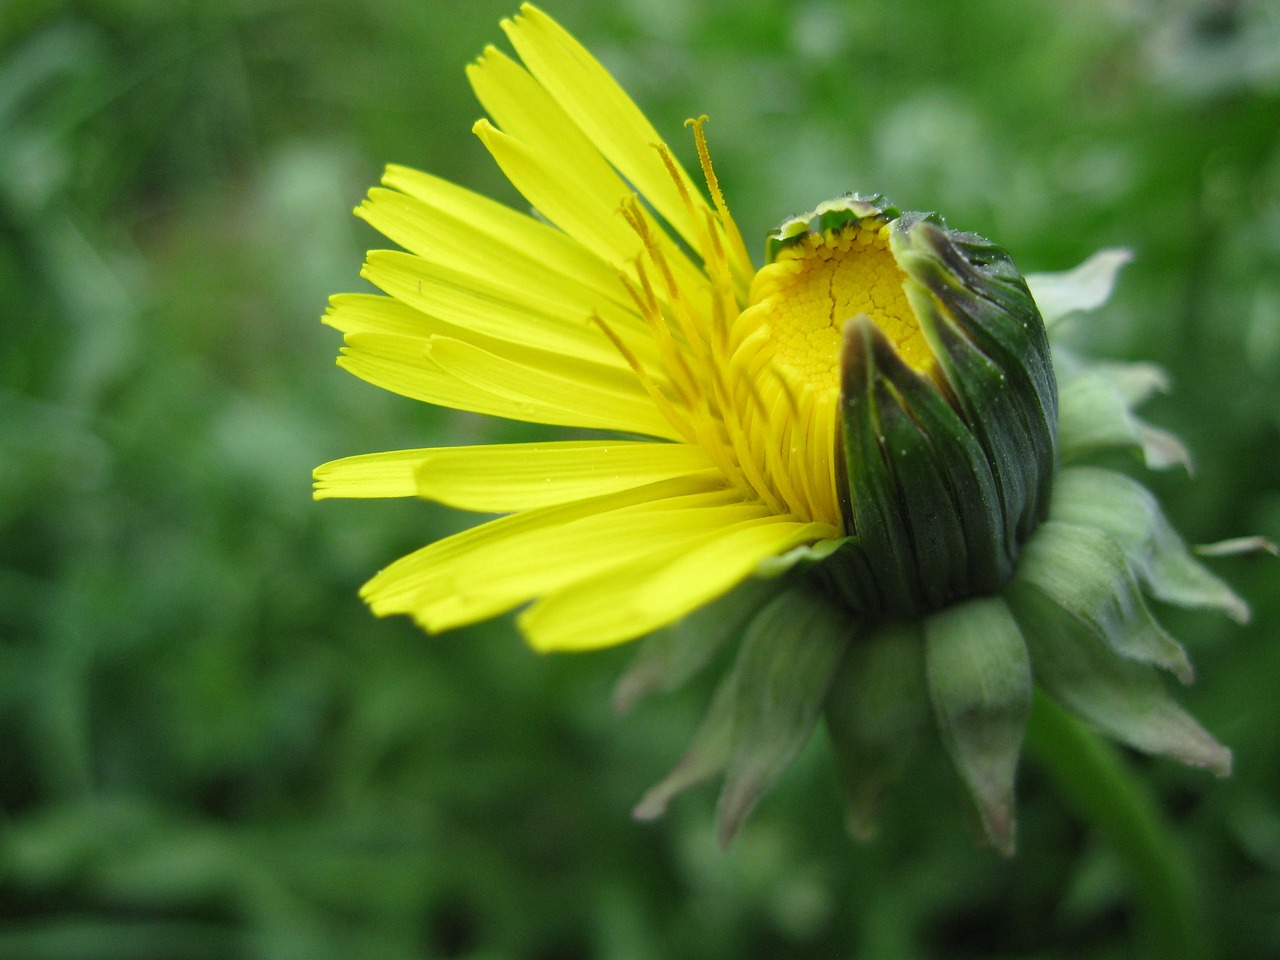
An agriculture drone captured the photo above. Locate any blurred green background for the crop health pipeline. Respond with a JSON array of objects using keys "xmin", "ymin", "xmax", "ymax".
[{"xmin": 2, "ymin": 0, "xmax": 1278, "ymax": 957}]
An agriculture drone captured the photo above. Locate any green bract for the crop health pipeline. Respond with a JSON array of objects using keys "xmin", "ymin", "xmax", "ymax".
[
  {"xmin": 621, "ymin": 215, "xmax": 1244, "ymax": 854},
  {"xmin": 780, "ymin": 196, "xmax": 1060, "ymax": 617}
]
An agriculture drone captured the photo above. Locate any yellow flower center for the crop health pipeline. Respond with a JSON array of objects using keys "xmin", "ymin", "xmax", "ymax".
[
  {"xmin": 712, "ymin": 221, "xmax": 928, "ymax": 529},
  {"xmin": 746, "ymin": 222, "xmax": 927, "ymax": 398}
]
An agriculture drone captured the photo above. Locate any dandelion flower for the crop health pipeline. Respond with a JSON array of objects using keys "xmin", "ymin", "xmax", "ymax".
[{"xmin": 317, "ymin": 5, "xmax": 1250, "ymax": 852}]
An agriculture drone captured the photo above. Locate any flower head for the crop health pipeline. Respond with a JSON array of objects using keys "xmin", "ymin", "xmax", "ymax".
[{"xmin": 317, "ymin": 5, "xmax": 1248, "ymax": 852}]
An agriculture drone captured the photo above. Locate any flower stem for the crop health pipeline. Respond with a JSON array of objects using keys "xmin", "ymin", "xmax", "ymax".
[{"xmin": 1025, "ymin": 693, "xmax": 1210, "ymax": 960}]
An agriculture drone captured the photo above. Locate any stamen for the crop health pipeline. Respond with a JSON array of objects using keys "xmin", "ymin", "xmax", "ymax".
[
  {"xmin": 615, "ymin": 133, "xmax": 843, "ymax": 526},
  {"xmin": 709, "ymin": 373, "xmax": 786, "ymax": 515},
  {"xmin": 685, "ymin": 117, "xmax": 727, "ymax": 215},
  {"xmin": 686, "ymin": 116, "xmax": 754, "ymax": 290},
  {"xmin": 616, "ymin": 262, "xmax": 699, "ymax": 410},
  {"xmin": 652, "ymin": 141, "xmax": 701, "ymax": 237},
  {"xmin": 685, "ymin": 395, "xmax": 751, "ymax": 494},
  {"xmin": 812, "ymin": 398, "xmax": 840, "ymax": 527},
  {"xmin": 647, "ymin": 138, "xmax": 752, "ymax": 504},
  {"xmin": 618, "ymin": 198, "xmax": 648, "ymax": 244},
  {"xmin": 653, "ymin": 139, "xmax": 722, "ymax": 299},
  {"xmin": 766, "ymin": 362, "xmax": 802, "ymax": 422},
  {"xmin": 632, "ymin": 253, "xmax": 664, "ymax": 323},
  {"xmin": 754, "ymin": 375, "xmax": 815, "ymax": 519},
  {"xmin": 612, "ymin": 213, "xmax": 755, "ymax": 496},
  {"xmin": 622, "ymin": 196, "xmax": 682, "ymax": 310},
  {"xmin": 621, "ymin": 196, "xmax": 720, "ymax": 406},
  {"xmin": 785, "ymin": 393, "xmax": 825, "ymax": 524},
  {"xmin": 727, "ymin": 350, "xmax": 783, "ymax": 476},
  {"xmin": 700, "ymin": 206, "xmax": 739, "ymax": 358},
  {"xmin": 590, "ymin": 313, "xmax": 691, "ymax": 439}
]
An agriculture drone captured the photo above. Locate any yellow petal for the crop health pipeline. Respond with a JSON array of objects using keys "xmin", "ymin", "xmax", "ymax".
[
  {"xmin": 470, "ymin": 119, "xmax": 634, "ymax": 262},
  {"xmin": 362, "ymin": 471, "xmax": 726, "ymax": 615},
  {"xmin": 520, "ymin": 517, "xmax": 841, "ymax": 652},
  {"xmin": 325, "ymin": 293, "xmax": 431, "ymax": 338},
  {"xmin": 416, "ymin": 493, "xmax": 774, "ymax": 632},
  {"xmin": 337, "ymin": 332, "xmax": 478, "ymax": 408},
  {"xmin": 357, "ymin": 187, "xmax": 645, "ymax": 336},
  {"xmin": 414, "ymin": 440, "xmax": 714, "ymax": 511},
  {"xmin": 340, "ymin": 330, "xmax": 675, "ymax": 435},
  {"xmin": 329, "ymin": 292, "xmax": 563, "ymax": 365},
  {"xmin": 314, "ymin": 448, "xmax": 432, "ymax": 500},
  {"xmin": 380, "ymin": 163, "xmax": 627, "ymax": 311},
  {"xmin": 359, "ymin": 247, "xmax": 657, "ymax": 369},
  {"xmin": 315, "ymin": 440, "xmax": 713, "ymax": 506},
  {"xmin": 336, "ymin": 333, "xmax": 504, "ymax": 416},
  {"xmin": 468, "ymin": 46, "xmax": 635, "ymax": 241},
  {"xmin": 426, "ymin": 336, "xmax": 676, "ymax": 439},
  {"xmin": 467, "ymin": 44, "xmax": 709, "ymax": 294},
  {"xmin": 473, "ymin": 119, "xmax": 707, "ymax": 298},
  {"xmin": 502, "ymin": 4, "xmax": 708, "ymax": 251},
  {"xmin": 327, "ymin": 290, "xmax": 667, "ymax": 409}
]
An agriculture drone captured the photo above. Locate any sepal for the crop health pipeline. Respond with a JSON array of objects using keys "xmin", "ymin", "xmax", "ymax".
[
  {"xmin": 1049, "ymin": 466, "xmax": 1250, "ymax": 624},
  {"xmin": 1092, "ymin": 359, "xmax": 1171, "ymax": 407},
  {"xmin": 633, "ymin": 586, "xmax": 856, "ymax": 846},
  {"xmin": 840, "ymin": 316, "xmax": 1006, "ymax": 614},
  {"xmin": 755, "ymin": 536, "xmax": 852, "ymax": 579},
  {"xmin": 924, "ymin": 596, "xmax": 1032, "ymax": 856},
  {"xmin": 1009, "ymin": 520, "xmax": 1194, "ymax": 683},
  {"xmin": 765, "ymin": 194, "xmax": 899, "ymax": 262},
  {"xmin": 632, "ymin": 661, "xmax": 737, "ymax": 822},
  {"xmin": 1009, "ymin": 585, "xmax": 1232, "ymax": 777},
  {"xmin": 612, "ymin": 576, "xmax": 781, "ymax": 714},
  {"xmin": 824, "ymin": 620, "xmax": 929, "ymax": 840},
  {"xmin": 892, "ymin": 218, "xmax": 1058, "ymax": 442},
  {"xmin": 1025, "ymin": 248, "xmax": 1133, "ymax": 329},
  {"xmin": 835, "ymin": 207, "xmax": 1059, "ymax": 617},
  {"xmin": 1056, "ymin": 364, "xmax": 1192, "ymax": 471}
]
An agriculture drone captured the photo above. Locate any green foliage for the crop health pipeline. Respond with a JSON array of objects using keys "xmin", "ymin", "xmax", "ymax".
[{"xmin": 1, "ymin": 0, "xmax": 1277, "ymax": 957}]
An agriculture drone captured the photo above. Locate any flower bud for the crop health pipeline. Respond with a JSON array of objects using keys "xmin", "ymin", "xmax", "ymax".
[{"xmin": 766, "ymin": 197, "xmax": 1057, "ymax": 617}]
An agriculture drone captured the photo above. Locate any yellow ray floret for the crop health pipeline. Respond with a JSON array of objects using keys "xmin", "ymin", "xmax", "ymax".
[
  {"xmin": 322, "ymin": 4, "xmax": 924, "ymax": 650},
  {"xmin": 315, "ymin": 441, "xmax": 715, "ymax": 510},
  {"xmin": 519, "ymin": 516, "xmax": 840, "ymax": 651}
]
